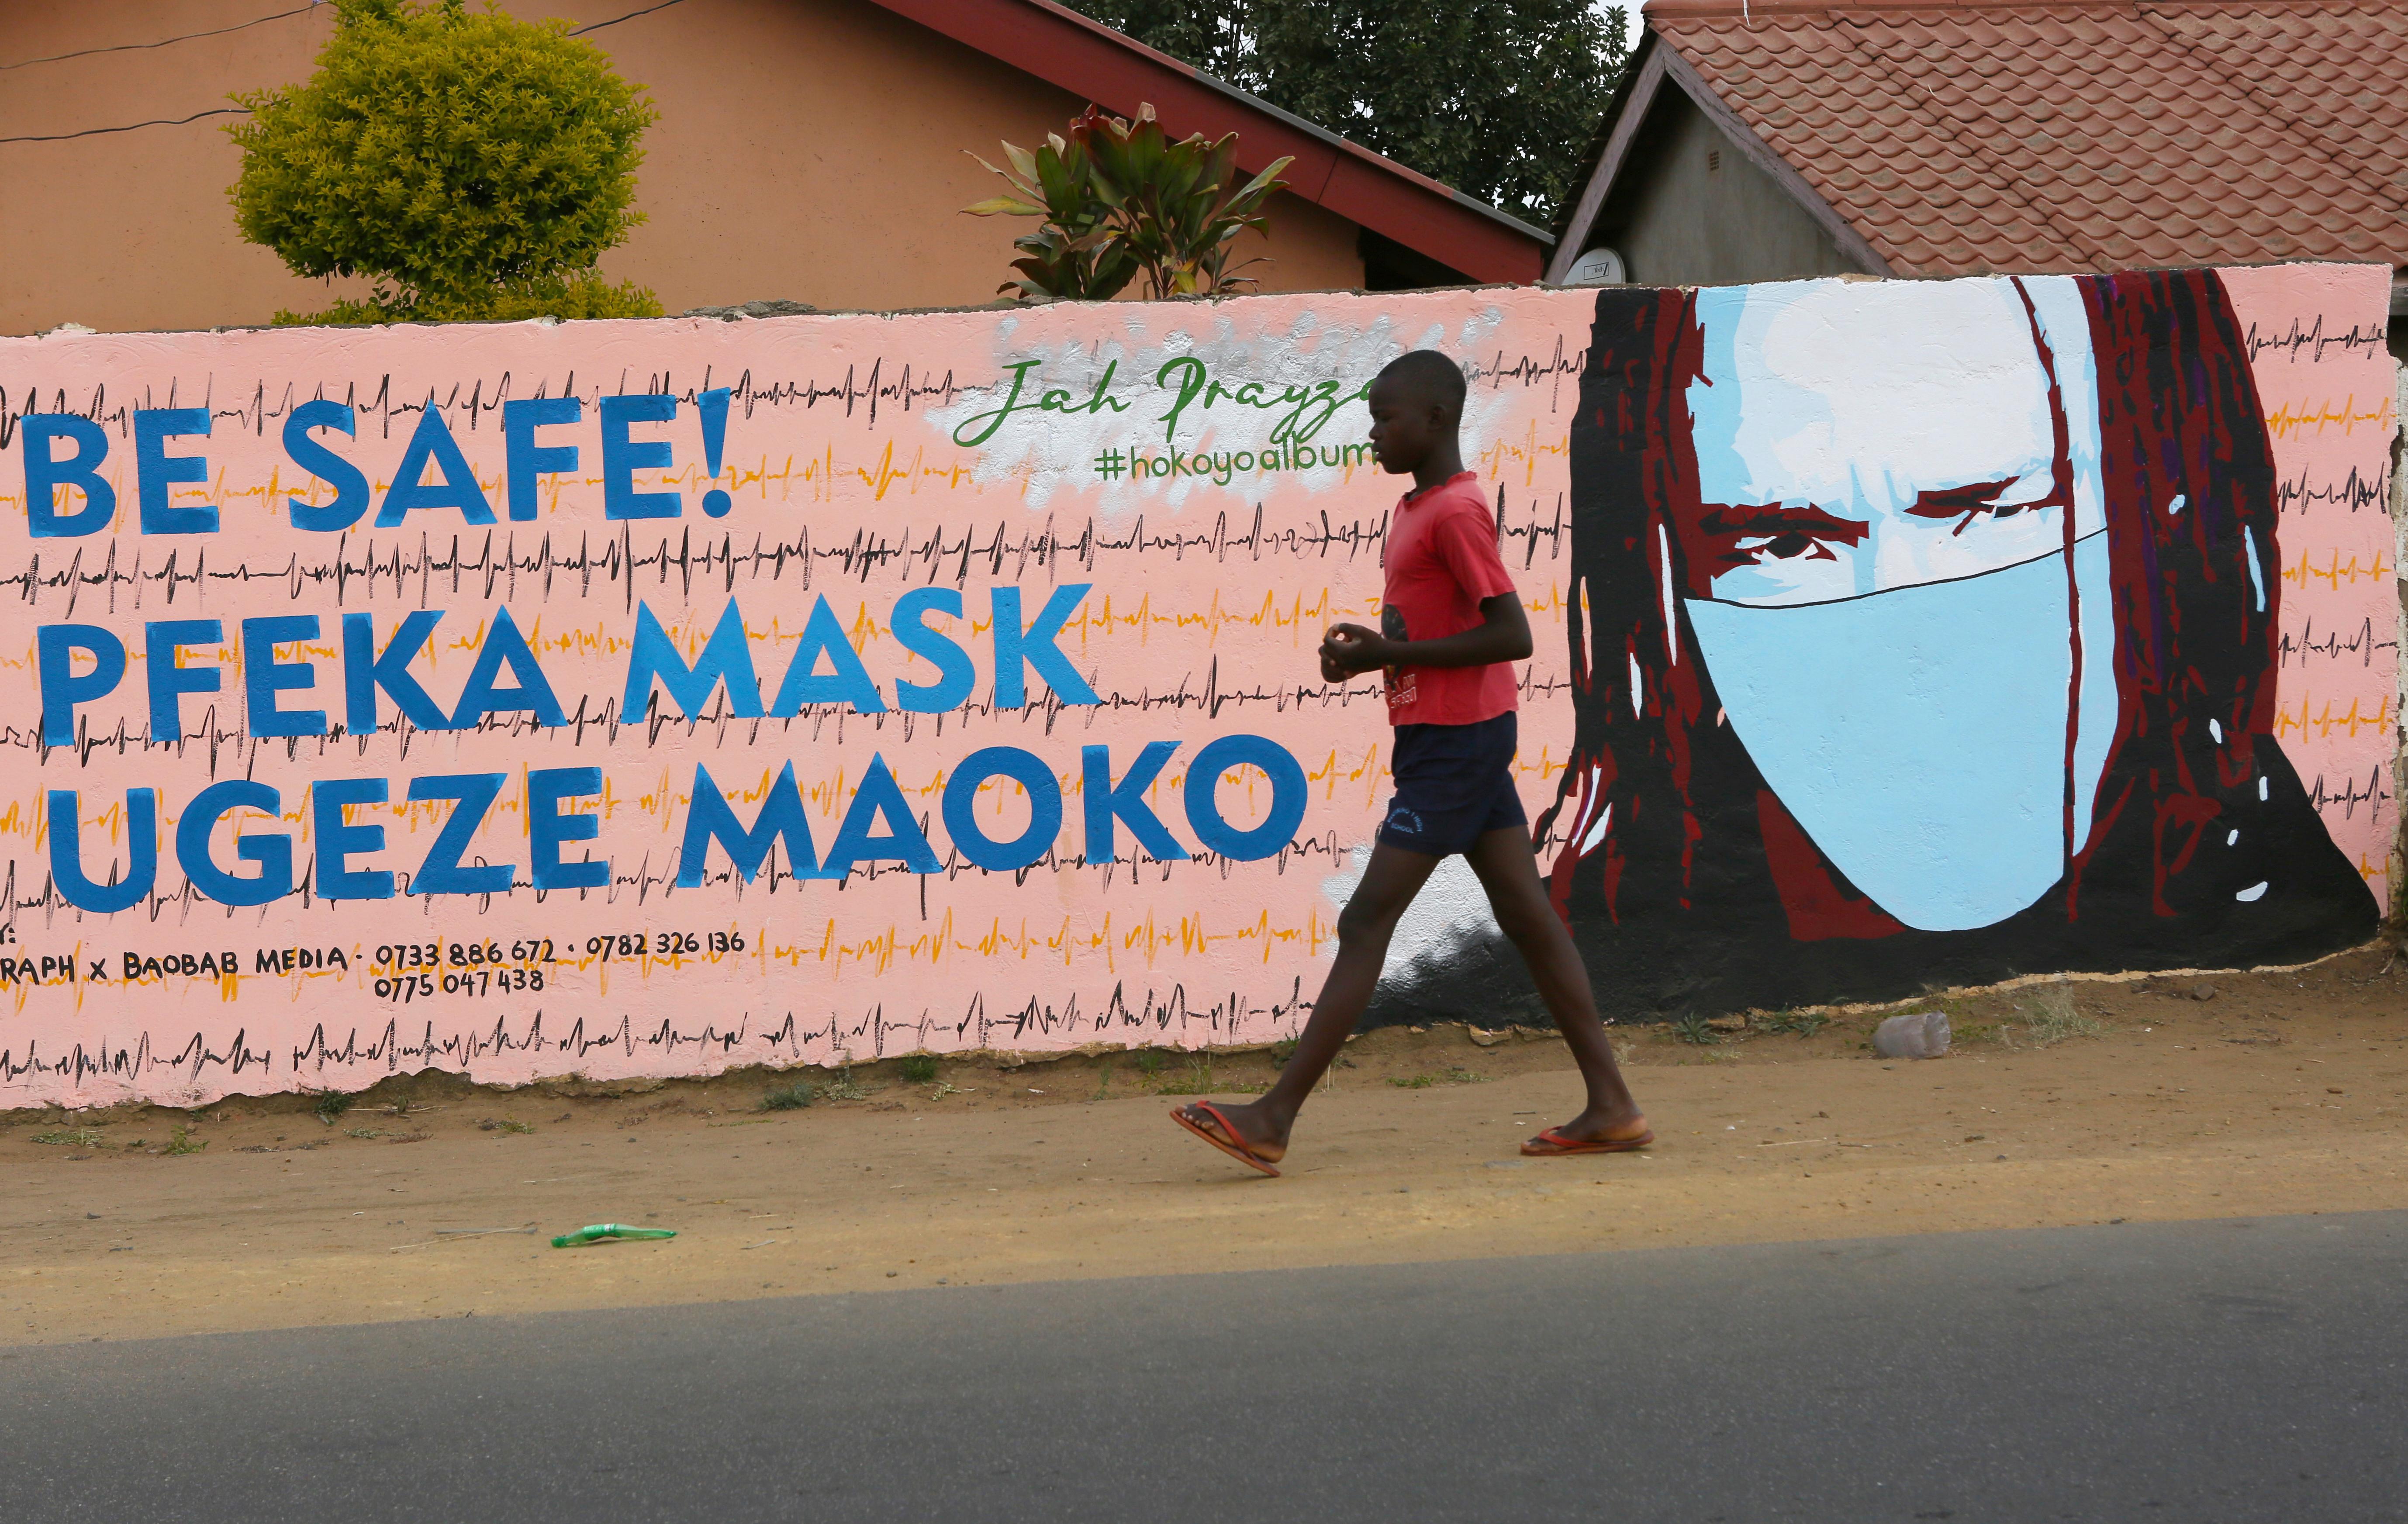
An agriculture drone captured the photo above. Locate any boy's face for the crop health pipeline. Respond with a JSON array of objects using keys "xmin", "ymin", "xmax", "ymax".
[{"xmin": 1366, "ymin": 376, "xmax": 1443, "ymax": 475}]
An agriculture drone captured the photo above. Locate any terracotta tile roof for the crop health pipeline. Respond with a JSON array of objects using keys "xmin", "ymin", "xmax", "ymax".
[{"xmin": 1638, "ymin": 0, "xmax": 2408, "ymax": 276}]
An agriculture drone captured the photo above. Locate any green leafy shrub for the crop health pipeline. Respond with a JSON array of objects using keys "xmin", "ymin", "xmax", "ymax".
[
  {"xmin": 899, "ymin": 1054, "xmax": 940, "ymax": 1084},
  {"xmin": 303, "ymin": 272, "xmax": 662, "ymax": 327},
  {"xmin": 967, "ymin": 104, "xmax": 1290, "ymax": 302},
  {"xmin": 964, "ymin": 119, "xmax": 1139, "ymax": 302},
  {"xmin": 227, "ymin": 0, "xmax": 660, "ymax": 325}
]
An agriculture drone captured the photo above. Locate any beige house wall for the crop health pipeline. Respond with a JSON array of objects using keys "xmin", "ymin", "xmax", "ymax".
[{"xmin": 0, "ymin": 0, "xmax": 1364, "ymax": 336}]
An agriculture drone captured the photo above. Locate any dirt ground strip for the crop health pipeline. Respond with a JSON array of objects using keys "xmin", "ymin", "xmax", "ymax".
[{"xmin": 2, "ymin": 945, "xmax": 2402, "ymax": 1348}]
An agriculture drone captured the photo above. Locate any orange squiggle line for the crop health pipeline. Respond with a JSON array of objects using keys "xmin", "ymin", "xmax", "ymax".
[
  {"xmin": 753, "ymin": 902, "xmax": 1342, "ymax": 980},
  {"xmin": 2270, "ymin": 693, "xmax": 2394, "ymax": 742},
  {"xmin": 2262, "ymin": 393, "xmax": 2396, "ymax": 439},
  {"xmin": 1475, "ymin": 423, "xmax": 1571, "ymax": 488},
  {"xmin": 2280, "ymin": 550, "xmax": 2393, "ymax": 589}
]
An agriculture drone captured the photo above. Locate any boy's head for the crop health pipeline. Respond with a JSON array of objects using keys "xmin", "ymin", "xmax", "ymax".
[{"xmin": 1367, "ymin": 350, "xmax": 1465, "ymax": 475}]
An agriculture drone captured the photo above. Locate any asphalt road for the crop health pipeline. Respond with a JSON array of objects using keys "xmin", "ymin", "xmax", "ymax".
[{"xmin": 7, "ymin": 1210, "xmax": 2404, "ymax": 1523}]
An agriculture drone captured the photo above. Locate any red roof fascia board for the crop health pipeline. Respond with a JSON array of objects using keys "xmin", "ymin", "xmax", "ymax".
[{"xmin": 862, "ymin": 0, "xmax": 1548, "ymax": 283}]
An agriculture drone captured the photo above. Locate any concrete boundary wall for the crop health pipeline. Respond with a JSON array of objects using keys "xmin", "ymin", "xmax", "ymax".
[
  {"xmin": 0, "ymin": 265, "xmax": 2394, "ymax": 1108},
  {"xmin": 2394, "ymin": 358, "xmax": 2407, "ymax": 923}
]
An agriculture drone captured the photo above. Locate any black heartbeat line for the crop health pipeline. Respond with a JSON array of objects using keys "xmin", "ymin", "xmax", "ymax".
[
  {"xmin": 2275, "ymin": 465, "xmax": 2385, "ymax": 516},
  {"xmin": 2278, "ymin": 616, "xmax": 2396, "ymax": 669},
  {"xmin": 0, "ymin": 359, "xmax": 967, "ymax": 450},
  {"xmin": 2241, "ymin": 314, "xmax": 2391, "ymax": 365},
  {"xmin": 0, "ymin": 977, "xmax": 1318, "ymax": 1091},
  {"xmin": 2303, "ymin": 767, "xmax": 2391, "ymax": 820}
]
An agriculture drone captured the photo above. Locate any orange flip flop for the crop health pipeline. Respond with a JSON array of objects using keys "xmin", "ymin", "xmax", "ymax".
[
  {"xmin": 1520, "ymin": 1125, "xmax": 1654, "ymax": 1157},
  {"xmin": 1170, "ymin": 1101, "xmax": 1281, "ymax": 1177}
]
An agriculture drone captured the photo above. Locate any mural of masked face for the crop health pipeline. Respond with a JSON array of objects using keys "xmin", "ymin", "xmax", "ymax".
[{"xmin": 1676, "ymin": 277, "xmax": 2119, "ymax": 933}]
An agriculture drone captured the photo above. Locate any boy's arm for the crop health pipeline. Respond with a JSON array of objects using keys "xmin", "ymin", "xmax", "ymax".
[{"xmin": 1322, "ymin": 593, "xmax": 1530, "ymax": 675}]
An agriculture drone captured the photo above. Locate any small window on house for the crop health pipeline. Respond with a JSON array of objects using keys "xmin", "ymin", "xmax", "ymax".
[{"xmin": 1708, "ymin": 148, "xmax": 1721, "ymax": 173}]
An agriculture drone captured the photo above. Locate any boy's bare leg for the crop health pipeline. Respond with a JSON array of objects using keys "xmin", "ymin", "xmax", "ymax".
[
  {"xmin": 1173, "ymin": 841, "xmax": 1440, "ymax": 1162},
  {"xmin": 1463, "ymin": 826, "xmax": 1648, "ymax": 1141}
]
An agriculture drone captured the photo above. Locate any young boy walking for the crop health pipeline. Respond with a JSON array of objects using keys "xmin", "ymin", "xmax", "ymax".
[{"xmin": 1172, "ymin": 350, "xmax": 1651, "ymax": 1176}]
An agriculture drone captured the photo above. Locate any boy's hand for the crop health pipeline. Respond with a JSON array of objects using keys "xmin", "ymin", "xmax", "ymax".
[{"xmin": 1320, "ymin": 622, "xmax": 1391, "ymax": 676}]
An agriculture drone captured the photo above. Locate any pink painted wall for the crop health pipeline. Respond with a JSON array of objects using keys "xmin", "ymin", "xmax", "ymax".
[
  {"xmin": 2217, "ymin": 265, "xmax": 2399, "ymax": 896},
  {"xmin": 0, "ymin": 266, "xmax": 2391, "ymax": 1109}
]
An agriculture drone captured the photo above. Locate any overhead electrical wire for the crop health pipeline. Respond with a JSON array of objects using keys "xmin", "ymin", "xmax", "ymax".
[
  {"xmin": 0, "ymin": 0, "xmax": 687, "ymax": 145},
  {"xmin": 569, "ymin": 0, "xmax": 689, "ymax": 34},
  {"xmin": 0, "ymin": 3, "xmax": 323, "ymax": 73},
  {"xmin": 0, "ymin": 106, "xmax": 252, "ymax": 146}
]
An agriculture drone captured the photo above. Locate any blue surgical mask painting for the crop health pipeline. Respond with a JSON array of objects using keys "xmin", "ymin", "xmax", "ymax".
[
  {"xmin": 1512, "ymin": 268, "xmax": 2377, "ymax": 1021},
  {"xmin": 1678, "ymin": 276, "xmax": 2117, "ymax": 932},
  {"xmin": 1685, "ymin": 532, "xmax": 2114, "ymax": 932}
]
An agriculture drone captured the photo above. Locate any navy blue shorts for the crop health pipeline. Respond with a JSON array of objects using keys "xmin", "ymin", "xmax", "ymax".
[{"xmin": 1376, "ymin": 712, "xmax": 1527, "ymax": 857}]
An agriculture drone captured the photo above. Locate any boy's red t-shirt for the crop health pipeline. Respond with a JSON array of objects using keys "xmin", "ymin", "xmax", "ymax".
[{"xmin": 1378, "ymin": 471, "xmax": 1520, "ymax": 726}]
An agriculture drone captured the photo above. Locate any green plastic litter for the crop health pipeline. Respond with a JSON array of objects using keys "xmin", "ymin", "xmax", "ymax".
[{"xmin": 551, "ymin": 1223, "xmax": 678, "ymax": 1248}]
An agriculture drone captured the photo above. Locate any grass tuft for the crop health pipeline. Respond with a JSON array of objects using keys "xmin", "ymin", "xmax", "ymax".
[
  {"xmin": 2023, "ymin": 982, "xmax": 2104, "ymax": 1046},
  {"xmin": 1671, "ymin": 1011, "xmax": 1721, "ymax": 1046},
  {"xmin": 165, "ymin": 1124, "xmax": 207, "ymax": 1155},
  {"xmin": 761, "ymin": 1080, "xmax": 815, "ymax": 1111},
  {"xmin": 1758, "ymin": 1008, "xmax": 1828, "ymax": 1038},
  {"xmin": 1155, "ymin": 1055, "xmax": 1220, "ymax": 1096},
  {"xmin": 313, "ymin": 1091, "xmax": 355, "ymax": 1125},
  {"xmin": 820, "ymin": 1069, "xmax": 872, "ymax": 1102},
  {"xmin": 899, "ymin": 1054, "xmax": 939, "ymax": 1085}
]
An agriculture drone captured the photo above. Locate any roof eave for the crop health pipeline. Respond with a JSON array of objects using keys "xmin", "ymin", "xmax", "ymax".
[
  {"xmin": 1548, "ymin": 24, "xmax": 1895, "ymax": 283},
  {"xmin": 1548, "ymin": 31, "xmax": 1668, "ymax": 281},
  {"xmin": 863, "ymin": 0, "xmax": 1551, "ymax": 283}
]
